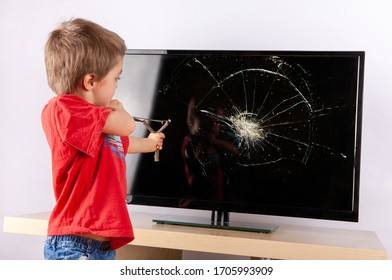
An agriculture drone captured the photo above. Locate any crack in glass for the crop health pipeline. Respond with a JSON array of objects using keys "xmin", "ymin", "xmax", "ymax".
[{"xmin": 160, "ymin": 55, "xmax": 349, "ymax": 172}]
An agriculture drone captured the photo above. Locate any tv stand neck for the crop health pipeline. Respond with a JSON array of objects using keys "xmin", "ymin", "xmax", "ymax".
[{"xmin": 211, "ymin": 210, "xmax": 229, "ymax": 226}]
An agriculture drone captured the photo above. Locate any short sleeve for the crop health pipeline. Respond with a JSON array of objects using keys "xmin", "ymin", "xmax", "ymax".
[
  {"xmin": 121, "ymin": 135, "xmax": 130, "ymax": 154},
  {"xmin": 54, "ymin": 95, "xmax": 112, "ymax": 157}
]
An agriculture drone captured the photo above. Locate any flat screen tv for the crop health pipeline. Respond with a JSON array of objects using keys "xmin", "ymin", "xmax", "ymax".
[{"xmin": 116, "ymin": 50, "xmax": 364, "ymax": 231}]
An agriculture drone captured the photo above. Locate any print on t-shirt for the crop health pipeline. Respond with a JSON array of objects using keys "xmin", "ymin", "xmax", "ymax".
[{"xmin": 104, "ymin": 134, "xmax": 125, "ymax": 161}]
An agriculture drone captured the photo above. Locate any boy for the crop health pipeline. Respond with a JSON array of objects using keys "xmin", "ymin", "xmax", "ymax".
[{"xmin": 41, "ymin": 18, "xmax": 165, "ymax": 260}]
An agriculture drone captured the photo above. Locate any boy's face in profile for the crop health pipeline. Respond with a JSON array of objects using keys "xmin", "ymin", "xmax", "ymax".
[{"xmin": 91, "ymin": 58, "xmax": 123, "ymax": 107}]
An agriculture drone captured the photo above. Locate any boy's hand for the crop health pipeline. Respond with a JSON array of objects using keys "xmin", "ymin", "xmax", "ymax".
[
  {"xmin": 148, "ymin": 132, "xmax": 165, "ymax": 151},
  {"xmin": 127, "ymin": 133, "xmax": 165, "ymax": 154}
]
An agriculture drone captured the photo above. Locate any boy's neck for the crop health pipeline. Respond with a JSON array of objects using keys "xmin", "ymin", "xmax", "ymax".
[{"xmin": 72, "ymin": 87, "xmax": 96, "ymax": 105}]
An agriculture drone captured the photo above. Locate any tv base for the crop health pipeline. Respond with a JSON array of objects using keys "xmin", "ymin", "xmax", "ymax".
[{"xmin": 152, "ymin": 213, "xmax": 279, "ymax": 233}]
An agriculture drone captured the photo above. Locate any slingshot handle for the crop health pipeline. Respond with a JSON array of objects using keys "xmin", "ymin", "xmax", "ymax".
[
  {"xmin": 153, "ymin": 119, "xmax": 170, "ymax": 162},
  {"xmin": 154, "ymin": 150, "xmax": 160, "ymax": 162},
  {"xmin": 136, "ymin": 118, "xmax": 171, "ymax": 162}
]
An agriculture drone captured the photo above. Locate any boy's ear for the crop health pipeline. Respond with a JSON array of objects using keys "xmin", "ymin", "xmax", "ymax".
[{"xmin": 81, "ymin": 73, "xmax": 96, "ymax": 90}]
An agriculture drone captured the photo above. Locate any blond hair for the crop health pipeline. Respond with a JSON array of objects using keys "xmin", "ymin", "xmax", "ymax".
[{"xmin": 45, "ymin": 18, "xmax": 126, "ymax": 94}]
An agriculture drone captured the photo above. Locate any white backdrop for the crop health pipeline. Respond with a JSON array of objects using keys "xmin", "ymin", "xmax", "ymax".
[{"xmin": 1, "ymin": 0, "xmax": 391, "ymax": 259}]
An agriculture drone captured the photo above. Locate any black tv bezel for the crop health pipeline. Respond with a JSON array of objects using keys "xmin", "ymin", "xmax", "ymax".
[{"xmin": 124, "ymin": 49, "xmax": 364, "ymax": 223}]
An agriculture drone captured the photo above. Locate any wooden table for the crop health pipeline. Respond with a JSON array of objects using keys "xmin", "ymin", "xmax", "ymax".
[{"xmin": 3, "ymin": 211, "xmax": 387, "ymax": 260}]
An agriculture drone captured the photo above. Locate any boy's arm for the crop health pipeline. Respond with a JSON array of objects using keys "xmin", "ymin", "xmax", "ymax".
[
  {"xmin": 102, "ymin": 100, "xmax": 136, "ymax": 136},
  {"xmin": 127, "ymin": 132, "xmax": 165, "ymax": 154}
]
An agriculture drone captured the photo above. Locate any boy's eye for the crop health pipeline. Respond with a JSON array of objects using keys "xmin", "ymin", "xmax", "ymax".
[{"xmin": 116, "ymin": 77, "xmax": 121, "ymax": 81}]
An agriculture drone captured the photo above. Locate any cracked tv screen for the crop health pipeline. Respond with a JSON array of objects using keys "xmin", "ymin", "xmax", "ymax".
[{"xmin": 118, "ymin": 51, "xmax": 364, "ymax": 222}]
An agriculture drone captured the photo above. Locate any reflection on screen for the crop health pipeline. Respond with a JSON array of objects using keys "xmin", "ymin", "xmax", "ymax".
[{"xmin": 119, "ymin": 51, "xmax": 363, "ymax": 222}]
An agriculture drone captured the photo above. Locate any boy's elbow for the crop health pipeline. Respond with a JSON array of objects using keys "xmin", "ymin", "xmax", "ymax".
[
  {"xmin": 116, "ymin": 116, "xmax": 136, "ymax": 136},
  {"xmin": 103, "ymin": 110, "xmax": 136, "ymax": 136},
  {"xmin": 122, "ymin": 121, "xmax": 136, "ymax": 136}
]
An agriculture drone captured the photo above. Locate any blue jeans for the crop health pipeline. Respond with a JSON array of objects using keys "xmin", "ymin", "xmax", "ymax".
[{"xmin": 44, "ymin": 235, "xmax": 116, "ymax": 260}]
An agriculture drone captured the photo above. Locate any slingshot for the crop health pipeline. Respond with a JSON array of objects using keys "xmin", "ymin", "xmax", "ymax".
[{"xmin": 134, "ymin": 117, "xmax": 171, "ymax": 162}]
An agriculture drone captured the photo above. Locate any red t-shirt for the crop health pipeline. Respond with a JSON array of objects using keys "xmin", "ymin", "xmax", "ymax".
[{"xmin": 41, "ymin": 94, "xmax": 134, "ymax": 250}]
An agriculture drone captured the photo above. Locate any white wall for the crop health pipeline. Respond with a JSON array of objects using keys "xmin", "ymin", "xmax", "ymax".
[{"xmin": 1, "ymin": 0, "xmax": 391, "ymax": 259}]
